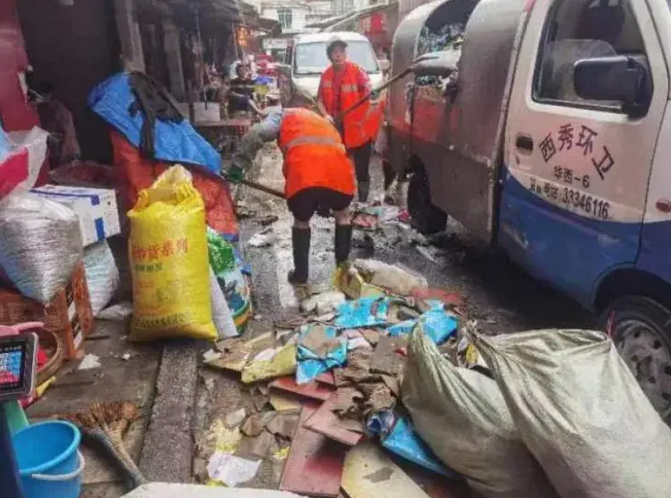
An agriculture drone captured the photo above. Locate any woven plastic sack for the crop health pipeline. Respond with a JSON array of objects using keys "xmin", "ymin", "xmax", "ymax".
[
  {"xmin": 473, "ymin": 329, "xmax": 671, "ymax": 498},
  {"xmin": 0, "ymin": 193, "xmax": 82, "ymax": 304},
  {"xmin": 128, "ymin": 165, "xmax": 217, "ymax": 341},
  {"xmin": 403, "ymin": 329, "xmax": 559, "ymax": 498},
  {"xmin": 83, "ymin": 241, "xmax": 120, "ymax": 316}
]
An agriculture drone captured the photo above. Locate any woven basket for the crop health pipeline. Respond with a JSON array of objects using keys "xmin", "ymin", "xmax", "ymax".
[{"xmin": 36, "ymin": 328, "xmax": 65, "ymax": 385}]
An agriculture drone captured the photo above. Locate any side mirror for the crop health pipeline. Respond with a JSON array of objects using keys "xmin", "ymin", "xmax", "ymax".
[{"xmin": 574, "ymin": 56, "xmax": 650, "ymax": 117}]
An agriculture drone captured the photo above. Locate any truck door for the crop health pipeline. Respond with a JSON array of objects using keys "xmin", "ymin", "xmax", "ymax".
[{"xmin": 502, "ymin": 0, "xmax": 668, "ymax": 306}]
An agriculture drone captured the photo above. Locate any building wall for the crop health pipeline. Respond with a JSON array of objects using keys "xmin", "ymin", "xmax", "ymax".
[
  {"xmin": 260, "ymin": 4, "xmax": 310, "ymax": 34},
  {"xmin": 17, "ymin": 0, "xmax": 121, "ymax": 163}
]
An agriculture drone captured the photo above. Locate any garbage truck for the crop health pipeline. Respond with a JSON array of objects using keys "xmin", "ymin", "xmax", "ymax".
[{"xmin": 386, "ymin": 0, "xmax": 671, "ymax": 420}]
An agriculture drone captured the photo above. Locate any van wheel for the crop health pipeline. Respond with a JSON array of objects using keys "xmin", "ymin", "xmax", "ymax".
[
  {"xmin": 407, "ymin": 168, "xmax": 447, "ymax": 234},
  {"xmin": 602, "ymin": 296, "xmax": 671, "ymax": 422}
]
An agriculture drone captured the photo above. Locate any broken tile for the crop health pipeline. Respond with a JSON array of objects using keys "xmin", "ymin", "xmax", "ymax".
[
  {"xmin": 342, "ymin": 442, "xmax": 430, "ymax": 498},
  {"xmin": 269, "ymin": 392, "xmax": 303, "ymax": 413},
  {"xmin": 267, "ymin": 412, "xmax": 300, "ymax": 439},
  {"xmin": 225, "ymin": 408, "xmax": 247, "ymax": 429},
  {"xmin": 280, "ymin": 403, "xmax": 346, "ymax": 497},
  {"xmin": 299, "ymin": 325, "xmax": 342, "ymax": 358},
  {"xmin": 241, "ymin": 412, "xmax": 277, "ymax": 437},
  {"xmin": 316, "ymin": 371, "xmax": 336, "ymax": 386},
  {"xmin": 270, "ymin": 376, "xmax": 334, "ymax": 401},
  {"xmin": 332, "ymin": 387, "xmax": 365, "ymax": 418},
  {"xmin": 303, "ymin": 396, "xmax": 364, "ymax": 446},
  {"xmin": 236, "ymin": 431, "xmax": 275, "ymax": 459},
  {"xmin": 366, "ymin": 384, "xmax": 396, "ymax": 413}
]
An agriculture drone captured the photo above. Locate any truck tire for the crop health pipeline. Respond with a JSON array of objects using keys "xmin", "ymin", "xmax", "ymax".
[
  {"xmin": 407, "ymin": 168, "xmax": 447, "ymax": 234},
  {"xmin": 601, "ymin": 296, "xmax": 671, "ymax": 422}
]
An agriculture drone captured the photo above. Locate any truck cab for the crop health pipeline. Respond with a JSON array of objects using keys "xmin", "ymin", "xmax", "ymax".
[
  {"xmin": 388, "ymin": 0, "xmax": 671, "ymax": 421},
  {"xmin": 277, "ymin": 31, "xmax": 384, "ymax": 107}
]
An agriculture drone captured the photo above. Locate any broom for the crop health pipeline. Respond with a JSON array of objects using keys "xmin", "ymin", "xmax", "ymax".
[{"xmin": 58, "ymin": 401, "xmax": 147, "ymax": 491}]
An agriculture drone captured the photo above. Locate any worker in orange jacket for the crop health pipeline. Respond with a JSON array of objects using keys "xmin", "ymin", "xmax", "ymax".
[
  {"xmin": 226, "ymin": 108, "xmax": 355, "ymax": 285},
  {"xmin": 317, "ymin": 37, "xmax": 376, "ymax": 203}
]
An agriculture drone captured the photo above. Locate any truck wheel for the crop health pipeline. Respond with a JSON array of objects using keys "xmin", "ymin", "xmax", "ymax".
[
  {"xmin": 407, "ymin": 168, "xmax": 446, "ymax": 234},
  {"xmin": 602, "ymin": 296, "xmax": 671, "ymax": 422}
]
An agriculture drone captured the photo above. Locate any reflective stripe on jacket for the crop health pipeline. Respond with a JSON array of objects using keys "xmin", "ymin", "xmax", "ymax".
[
  {"xmin": 278, "ymin": 108, "xmax": 355, "ymax": 199},
  {"xmin": 319, "ymin": 62, "xmax": 371, "ymax": 148}
]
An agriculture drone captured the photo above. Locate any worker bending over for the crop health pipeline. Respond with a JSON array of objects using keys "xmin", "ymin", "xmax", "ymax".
[{"xmin": 227, "ymin": 108, "xmax": 354, "ymax": 285}]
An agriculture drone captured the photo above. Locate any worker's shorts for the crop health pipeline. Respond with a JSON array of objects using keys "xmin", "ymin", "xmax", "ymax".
[{"xmin": 287, "ymin": 187, "xmax": 353, "ymax": 222}]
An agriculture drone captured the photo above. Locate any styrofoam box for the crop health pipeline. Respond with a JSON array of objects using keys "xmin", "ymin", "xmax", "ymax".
[{"xmin": 30, "ymin": 184, "xmax": 121, "ymax": 247}]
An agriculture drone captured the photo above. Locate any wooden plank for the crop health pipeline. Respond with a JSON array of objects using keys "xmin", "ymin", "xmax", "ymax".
[
  {"xmin": 279, "ymin": 403, "xmax": 346, "ymax": 497},
  {"xmin": 270, "ymin": 376, "xmax": 334, "ymax": 401},
  {"xmin": 342, "ymin": 442, "xmax": 430, "ymax": 498},
  {"xmin": 303, "ymin": 396, "xmax": 363, "ymax": 447}
]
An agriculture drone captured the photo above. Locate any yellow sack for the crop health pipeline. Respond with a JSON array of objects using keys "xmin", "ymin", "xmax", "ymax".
[{"xmin": 128, "ymin": 165, "xmax": 217, "ymax": 341}]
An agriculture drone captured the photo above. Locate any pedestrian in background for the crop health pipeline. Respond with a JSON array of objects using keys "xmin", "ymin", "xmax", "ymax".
[{"xmin": 317, "ymin": 37, "xmax": 374, "ymax": 204}]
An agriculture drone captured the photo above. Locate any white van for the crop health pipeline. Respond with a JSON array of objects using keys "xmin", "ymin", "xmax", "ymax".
[{"xmin": 277, "ymin": 31, "xmax": 383, "ymax": 106}]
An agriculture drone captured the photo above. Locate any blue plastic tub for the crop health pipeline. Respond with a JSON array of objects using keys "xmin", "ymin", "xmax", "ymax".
[{"xmin": 12, "ymin": 420, "xmax": 83, "ymax": 498}]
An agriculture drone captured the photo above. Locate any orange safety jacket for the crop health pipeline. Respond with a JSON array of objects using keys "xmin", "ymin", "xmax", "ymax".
[
  {"xmin": 278, "ymin": 108, "xmax": 355, "ymax": 200},
  {"xmin": 319, "ymin": 62, "xmax": 371, "ymax": 149}
]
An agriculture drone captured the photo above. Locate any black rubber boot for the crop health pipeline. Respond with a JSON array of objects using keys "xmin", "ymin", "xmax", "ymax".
[
  {"xmin": 335, "ymin": 224, "xmax": 353, "ymax": 265},
  {"xmin": 358, "ymin": 181, "xmax": 370, "ymax": 203},
  {"xmin": 288, "ymin": 227, "xmax": 311, "ymax": 285}
]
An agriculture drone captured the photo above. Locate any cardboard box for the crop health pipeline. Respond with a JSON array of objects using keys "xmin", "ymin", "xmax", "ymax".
[
  {"xmin": 30, "ymin": 184, "xmax": 121, "ymax": 247},
  {"xmin": 0, "ymin": 262, "xmax": 93, "ymax": 359}
]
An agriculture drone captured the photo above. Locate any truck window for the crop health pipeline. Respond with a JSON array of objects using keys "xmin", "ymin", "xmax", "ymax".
[{"xmin": 534, "ymin": 0, "xmax": 649, "ymax": 113}]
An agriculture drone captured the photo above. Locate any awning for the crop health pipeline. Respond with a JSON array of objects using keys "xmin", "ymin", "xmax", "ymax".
[
  {"xmin": 159, "ymin": 0, "xmax": 241, "ymax": 23},
  {"xmin": 306, "ymin": 1, "xmax": 397, "ymax": 31}
]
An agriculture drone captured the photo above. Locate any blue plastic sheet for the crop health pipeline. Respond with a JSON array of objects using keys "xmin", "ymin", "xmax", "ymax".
[
  {"xmin": 387, "ymin": 302, "xmax": 458, "ymax": 345},
  {"xmin": 382, "ymin": 416, "xmax": 458, "ymax": 478},
  {"xmin": 88, "ymin": 73, "xmax": 221, "ymax": 173},
  {"xmin": 335, "ymin": 297, "xmax": 390, "ymax": 329},
  {"xmin": 296, "ymin": 326, "xmax": 347, "ymax": 384}
]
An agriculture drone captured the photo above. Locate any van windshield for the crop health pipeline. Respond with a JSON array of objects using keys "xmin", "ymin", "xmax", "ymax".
[{"xmin": 294, "ymin": 41, "xmax": 380, "ymax": 75}]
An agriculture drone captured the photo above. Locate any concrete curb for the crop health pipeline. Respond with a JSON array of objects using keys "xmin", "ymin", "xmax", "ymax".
[{"xmin": 139, "ymin": 341, "xmax": 200, "ymax": 482}]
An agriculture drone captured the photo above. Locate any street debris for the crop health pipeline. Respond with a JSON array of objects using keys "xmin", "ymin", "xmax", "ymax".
[
  {"xmin": 78, "ymin": 353, "xmax": 102, "ymax": 370},
  {"xmin": 207, "ymin": 452, "xmax": 261, "ymax": 487},
  {"xmin": 225, "ymin": 408, "xmax": 247, "ymax": 429},
  {"xmin": 300, "ymin": 290, "xmax": 346, "ymax": 315},
  {"xmin": 97, "ymin": 301, "xmax": 134, "ymax": 321},
  {"xmin": 248, "ymin": 228, "xmax": 276, "ymax": 247}
]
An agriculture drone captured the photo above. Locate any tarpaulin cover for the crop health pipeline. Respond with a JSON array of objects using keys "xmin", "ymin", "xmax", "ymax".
[
  {"xmin": 296, "ymin": 325, "xmax": 347, "ymax": 384},
  {"xmin": 335, "ymin": 296, "xmax": 390, "ymax": 329},
  {"xmin": 110, "ymin": 131, "xmax": 239, "ymax": 238},
  {"xmin": 387, "ymin": 301, "xmax": 458, "ymax": 344},
  {"xmin": 381, "ymin": 416, "xmax": 456, "ymax": 477},
  {"xmin": 403, "ymin": 329, "xmax": 559, "ymax": 498},
  {"xmin": 474, "ymin": 329, "xmax": 671, "ymax": 498},
  {"xmin": 88, "ymin": 73, "xmax": 221, "ymax": 173}
]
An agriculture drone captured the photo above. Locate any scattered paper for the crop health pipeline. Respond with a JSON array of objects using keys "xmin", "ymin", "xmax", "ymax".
[
  {"xmin": 207, "ymin": 451, "xmax": 261, "ymax": 487},
  {"xmin": 203, "ymin": 349, "xmax": 222, "ymax": 362},
  {"xmin": 253, "ymin": 348, "xmax": 279, "ymax": 362},
  {"xmin": 78, "ymin": 354, "xmax": 101, "ymax": 370},
  {"xmin": 248, "ymin": 229, "xmax": 276, "ymax": 248}
]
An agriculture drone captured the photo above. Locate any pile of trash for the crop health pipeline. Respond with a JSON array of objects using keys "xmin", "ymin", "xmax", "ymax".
[
  {"xmin": 199, "ymin": 259, "xmax": 465, "ymax": 493},
  {"xmin": 200, "ymin": 252, "xmax": 671, "ymax": 498}
]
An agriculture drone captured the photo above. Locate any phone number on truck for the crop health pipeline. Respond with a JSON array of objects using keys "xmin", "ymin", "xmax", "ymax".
[{"xmin": 530, "ymin": 179, "xmax": 611, "ymax": 220}]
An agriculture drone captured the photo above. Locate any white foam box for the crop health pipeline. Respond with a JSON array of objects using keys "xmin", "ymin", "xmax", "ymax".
[{"xmin": 30, "ymin": 184, "xmax": 121, "ymax": 247}]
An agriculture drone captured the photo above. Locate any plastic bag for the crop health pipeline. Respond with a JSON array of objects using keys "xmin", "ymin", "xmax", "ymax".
[
  {"xmin": 473, "ymin": 329, "xmax": 671, "ymax": 498},
  {"xmin": 209, "ymin": 265, "xmax": 238, "ymax": 339},
  {"xmin": 0, "ymin": 193, "xmax": 82, "ymax": 304},
  {"xmin": 83, "ymin": 241, "xmax": 120, "ymax": 316},
  {"xmin": 403, "ymin": 329, "xmax": 559, "ymax": 498},
  {"xmin": 128, "ymin": 165, "xmax": 217, "ymax": 341}
]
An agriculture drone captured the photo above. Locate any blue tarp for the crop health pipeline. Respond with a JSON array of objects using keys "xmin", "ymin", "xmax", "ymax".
[
  {"xmin": 335, "ymin": 297, "xmax": 390, "ymax": 329},
  {"xmin": 387, "ymin": 301, "xmax": 458, "ymax": 345},
  {"xmin": 88, "ymin": 73, "xmax": 221, "ymax": 173},
  {"xmin": 382, "ymin": 416, "xmax": 458, "ymax": 478},
  {"xmin": 296, "ymin": 325, "xmax": 347, "ymax": 384}
]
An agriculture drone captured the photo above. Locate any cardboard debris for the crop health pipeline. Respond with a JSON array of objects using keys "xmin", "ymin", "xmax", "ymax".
[
  {"xmin": 370, "ymin": 336, "xmax": 407, "ymax": 376},
  {"xmin": 360, "ymin": 329, "xmax": 381, "ymax": 346},
  {"xmin": 241, "ymin": 343, "xmax": 297, "ymax": 384},
  {"xmin": 267, "ymin": 412, "xmax": 299, "ymax": 439},
  {"xmin": 241, "ymin": 412, "xmax": 277, "ymax": 437},
  {"xmin": 315, "ymin": 371, "xmax": 336, "ymax": 386}
]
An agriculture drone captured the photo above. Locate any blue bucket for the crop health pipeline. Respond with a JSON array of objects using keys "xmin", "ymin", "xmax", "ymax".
[{"xmin": 12, "ymin": 421, "xmax": 84, "ymax": 498}]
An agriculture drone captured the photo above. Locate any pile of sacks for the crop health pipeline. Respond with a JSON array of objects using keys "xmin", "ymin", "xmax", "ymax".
[{"xmin": 403, "ymin": 326, "xmax": 671, "ymax": 498}]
